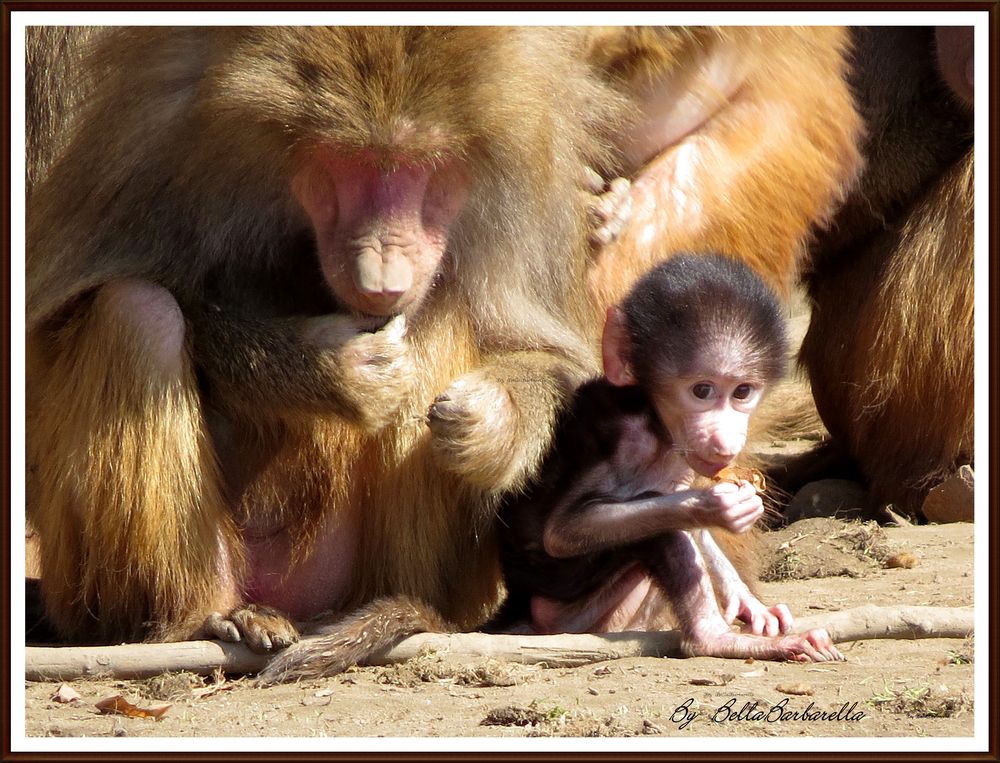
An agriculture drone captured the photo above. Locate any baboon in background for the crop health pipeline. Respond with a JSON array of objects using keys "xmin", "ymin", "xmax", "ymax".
[
  {"xmin": 583, "ymin": 26, "xmax": 863, "ymax": 314},
  {"xmin": 794, "ymin": 26, "xmax": 974, "ymax": 519},
  {"xmin": 26, "ymin": 26, "xmax": 623, "ymax": 647}
]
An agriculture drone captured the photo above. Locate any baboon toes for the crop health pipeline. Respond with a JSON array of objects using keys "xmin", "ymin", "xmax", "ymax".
[{"xmin": 204, "ymin": 604, "xmax": 299, "ymax": 653}]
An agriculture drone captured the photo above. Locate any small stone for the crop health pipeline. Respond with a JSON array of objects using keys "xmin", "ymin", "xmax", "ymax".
[
  {"xmin": 885, "ymin": 552, "xmax": 919, "ymax": 569},
  {"xmin": 52, "ymin": 684, "xmax": 80, "ymax": 704},
  {"xmin": 922, "ymin": 465, "xmax": 974, "ymax": 523}
]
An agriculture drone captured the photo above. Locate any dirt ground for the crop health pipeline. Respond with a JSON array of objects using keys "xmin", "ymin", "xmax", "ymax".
[{"xmin": 18, "ymin": 517, "xmax": 977, "ymax": 747}]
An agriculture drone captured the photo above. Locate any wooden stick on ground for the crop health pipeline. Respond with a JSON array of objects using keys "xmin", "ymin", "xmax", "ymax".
[{"xmin": 23, "ymin": 604, "xmax": 974, "ymax": 683}]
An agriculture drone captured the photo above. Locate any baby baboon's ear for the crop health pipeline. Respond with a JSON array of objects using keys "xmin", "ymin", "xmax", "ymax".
[{"xmin": 601, "ymin": 305, "xmax": 635, "ymax": 387}]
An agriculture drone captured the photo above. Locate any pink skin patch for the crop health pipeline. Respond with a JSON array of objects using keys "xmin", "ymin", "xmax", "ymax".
[
  {"xmin": 530, "ymin": 564, "xmax": 670, "ymax": 634},
  {"xmin": 241, "ymin": 508, "xmax": 359, "ymax": 622},
  {"xmin": 292, "ymin": 148, "xmax": 468, "ymax": 317}
]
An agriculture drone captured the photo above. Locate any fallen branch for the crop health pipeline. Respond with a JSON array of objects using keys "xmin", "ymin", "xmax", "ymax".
[
  {"xmin": 25, "ymin": 639, "xmax": 268, "ymax": 682},
  {"xmin": 24, "ymin": 604, "xmax": 974, "ymax": 682},
  {"xmin": 793, "ymin": 604, "xmax": 974, "ymax": 643}
]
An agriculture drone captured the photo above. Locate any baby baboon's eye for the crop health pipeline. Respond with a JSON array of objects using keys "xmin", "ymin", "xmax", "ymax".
[{"xmin": 692, "ymin": 382, "xmax": 714, "ymax": 400}]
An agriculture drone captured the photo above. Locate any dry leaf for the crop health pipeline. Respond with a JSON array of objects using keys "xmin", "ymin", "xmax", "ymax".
[
  {"xmin": 52, "ymin": 684, "xmax": 81, "ymax": 703},
  {"xmin": 95, "ymin": 694, "xmax": 171, "ymax": 721},
  {"xmin": 775, "ymin": 683, "xmax": 815, "ymax": 696},
  {"xmin": 190, "ymin": 683, "xmax": 232, "ymax": 701},
  {"xmin": 713, "ymin": 467, "xmax": 766, "ymax": 492}
]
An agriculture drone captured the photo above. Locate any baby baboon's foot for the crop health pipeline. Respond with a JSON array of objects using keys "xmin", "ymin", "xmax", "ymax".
[{"xmin": 686, "ymin": 626, "xmax": 844, "ymax": 663}]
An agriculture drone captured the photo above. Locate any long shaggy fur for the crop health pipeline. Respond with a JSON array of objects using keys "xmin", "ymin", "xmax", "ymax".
[
  {"xmin": 584, "ymin": 26, "xmax": 863, "ymax": 314},
  {"xmin": 798, "ymin": 27, "xmax": 974, "ymax": 517},
  {"xmin": 801, "ymin": 152, "xmax": 973, "ymax": 515},
  {"xmin": 26, "ymin": 27, "xmax": 622, "ymax": 644},
  {"xmin": 25, "ymin": 26, "xmax": 100, "ymax": 193}
]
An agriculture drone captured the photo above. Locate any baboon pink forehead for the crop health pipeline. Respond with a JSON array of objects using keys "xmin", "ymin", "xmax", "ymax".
[{"xmin": 300, "ymin": 146, "xmax": 468, "ymax": 229}]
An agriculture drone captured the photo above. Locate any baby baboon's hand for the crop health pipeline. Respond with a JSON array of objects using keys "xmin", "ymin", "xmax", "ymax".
[{"xmin": 696, "ymin": 480, "xmax": 763, "ymax": 534}]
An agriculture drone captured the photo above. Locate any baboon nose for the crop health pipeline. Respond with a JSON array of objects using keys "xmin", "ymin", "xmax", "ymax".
[{"xmin": 711, "ymin": 447, "xmax": 737, "ymax": 463}]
